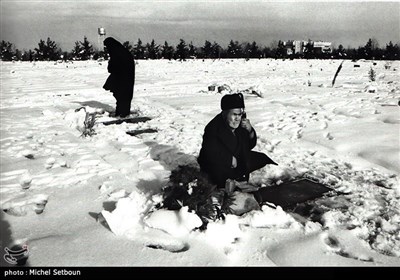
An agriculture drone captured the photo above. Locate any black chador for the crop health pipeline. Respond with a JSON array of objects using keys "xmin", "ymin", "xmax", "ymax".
[{"xmin": 103, "ymin": 37, "xmax": 135, "ymax": 118}]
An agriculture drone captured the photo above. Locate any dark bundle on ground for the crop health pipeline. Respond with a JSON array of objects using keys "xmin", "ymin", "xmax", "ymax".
[{"xmin": 160, "ymin": 165, "xmax": 235, "ymax": 229}]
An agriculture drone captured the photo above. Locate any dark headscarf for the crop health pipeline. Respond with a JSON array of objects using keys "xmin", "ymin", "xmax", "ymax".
[
  {"xmin": 104, "ymin": 37, "xmax": 125, "ymax": 57},
  {"xmin": 103, "ymin": 37, "xmax": 134, "ymax": 77}
]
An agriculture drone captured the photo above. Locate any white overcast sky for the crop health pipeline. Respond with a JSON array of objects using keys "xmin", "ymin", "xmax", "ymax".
[{"xmin": 1, "ymin": 0, "xmax": 399, "ymax": 51}]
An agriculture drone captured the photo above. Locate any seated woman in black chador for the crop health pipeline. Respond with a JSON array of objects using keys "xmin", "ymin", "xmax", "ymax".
[
  {"xmin": 198, "ymin": 93, "xmax": 277, "ymax": 190},
  {"xmin": 103, "ymin": 37, "xmax": 135, "ymax": 118}
]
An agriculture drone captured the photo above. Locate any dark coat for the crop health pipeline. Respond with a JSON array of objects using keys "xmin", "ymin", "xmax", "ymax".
[
  {"xmin": 198, "ymin": 113, "xmax": 257, "ymax": 187},
  {"xmin": 103, "ymin": 37, "xmax": 135, "ymax": 116}
]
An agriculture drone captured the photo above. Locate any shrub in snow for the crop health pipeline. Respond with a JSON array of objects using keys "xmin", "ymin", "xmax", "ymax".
[
  {"xmin": 64, "ymin": 107, "xmax": 99, "ymax": 137},
  {"xmin": 74, "ymin": 107, "xmax": 97, "ymax": 137},
  {"xmin": 158, "ymin": 165, "xmax": 236, "ymax": 229}
]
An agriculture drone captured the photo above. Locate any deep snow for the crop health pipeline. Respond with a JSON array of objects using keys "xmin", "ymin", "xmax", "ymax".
[{"xmin": 0, "ymin": 58, "xmax": 399, "ymax": 267}]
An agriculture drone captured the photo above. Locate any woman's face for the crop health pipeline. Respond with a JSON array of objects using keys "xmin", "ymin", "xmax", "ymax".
[{"xmin": 226, "ymin": 108, "xmax": 244, "ymax": 130}]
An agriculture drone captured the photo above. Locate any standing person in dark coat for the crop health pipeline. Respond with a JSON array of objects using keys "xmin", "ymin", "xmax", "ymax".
[
  {"xmin": 198, "ymin": 93, "xmax": 277, "ymax": 189},
  {"xmin": 103, "ymin": 37, "xmax": 135, "ymax": 118}
]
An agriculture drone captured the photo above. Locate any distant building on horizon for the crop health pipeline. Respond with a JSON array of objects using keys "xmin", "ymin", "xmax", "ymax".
[
  {"xmin": 283, "ymin": 40, "xmax": 295, "ymax": 55},
  {"xmin": 294, "ymin": 40, "xmax": 306, "ymax": 54},
  {"xmin": 313, "ymin": 41, "xmax": 332, "ymax": 54},
  {"xmin": 283, "ymin": 40, "xmax": 332, "ymax": 55}
]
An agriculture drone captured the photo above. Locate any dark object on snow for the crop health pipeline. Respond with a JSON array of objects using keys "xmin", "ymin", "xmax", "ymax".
[
  {"xmin": 208, "ymin": 85, "xmax": 216, "ymax": 91},
  {"xmin": 354, "ymin": 64, "xmax": 360, "ymax": 68},
  {"xmin": 126, "ymin": 128, "xmax": 157, "ymax": 136},
  {"xmin": 251, "ymin": 90, "xmax": 262, "ymax": 97},
  {"xmin": 332, "ymin": 60, "xmax": 344, "ymax": 87},
  {"xmin": 102, "ymin": 116, "xmax": 151, "ymax": 126},
  {"xmin": 103, "ymin": 37, "xmax": 135, "ymax": 118},
  {"xmin": 146, "ymin": 242, "xmax": 189, "ymax": 253},
  {"xmin": 217, "ymin": 85, "xmax": 229, "ymax": 93},
  {"xmin": 253, "ymin": 179, "xmax": 332, "ymax": 209}
]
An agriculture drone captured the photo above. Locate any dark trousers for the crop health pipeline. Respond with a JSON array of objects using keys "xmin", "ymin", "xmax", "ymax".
[
  {"xmin": 248, "ymin": 151, "xmax": 277, "ymax": 173},
  {"xmin": 113, "ymin": 90, "xmax": 133, "ymax": 117},
  {"xmin": 234, "ymin": 151, "xmax": 277, "ymax": 182},
  {"xmin": 200, "ymin": 151, "xmax": 277, "ymax": 188},
  {"xmin": 115, "ymin": 98, "xmax": 131, "ymax": 117}
]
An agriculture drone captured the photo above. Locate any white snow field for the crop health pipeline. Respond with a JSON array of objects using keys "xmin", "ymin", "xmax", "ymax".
[{"xmin": 0, "ymin": 58, "xmax": 399, "ymax": 267}]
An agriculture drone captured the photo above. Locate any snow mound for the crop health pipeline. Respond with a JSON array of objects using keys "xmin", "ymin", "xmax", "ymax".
[
  {"xmin": 203, "ymin": 214, "xmax": 243, "ymax": 247},
  {"xmin": 101, "ymin": 191, "xmax": 151, "ymax": 238},
  {"xmin": 243, "ymin": 205, "xmax": 300, "ymax": 229},
  {"xmin": 144, "ymin": 206, "xmax": 202, "ymax": 237},
  {"xmin": 64, "ymin": 108, "xmax": 87, "ymax": 133}
]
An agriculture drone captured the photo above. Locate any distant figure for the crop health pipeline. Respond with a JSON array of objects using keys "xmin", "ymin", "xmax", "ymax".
[
  {"xmin": 198, "ymin": 93, "xmax": 277, "ymax": 189},
  {"xmin": 103, "ymin": 37, "xmax": 135, "ymax": 118}
]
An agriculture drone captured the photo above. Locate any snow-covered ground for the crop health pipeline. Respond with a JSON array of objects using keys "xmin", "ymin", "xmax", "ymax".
[{"xmin": 0, "ymin": 58, "xmax": 399, "ymax": 267}]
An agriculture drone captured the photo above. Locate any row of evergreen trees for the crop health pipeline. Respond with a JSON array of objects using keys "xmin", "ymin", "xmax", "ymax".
[{"xmin": 1, "ymin": 37, "xmax": 399, "ymax": 61}]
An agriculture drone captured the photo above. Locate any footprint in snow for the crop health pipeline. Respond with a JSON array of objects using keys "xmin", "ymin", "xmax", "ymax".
[
  {"xmin": 290, "ymin": 129, "xmax": 303, "ymax": 140},
  {"xmin": 323, "ymin": 234, "xmax": 373, "ymax": 262},
  {"xmin": 145, "ymin": 239, "xmax": 189, "ymax": 253},
  {"xmin": 307, "ymin": 150, "xmax": 317, "ymax": 156},
  {"xmin": 2, "ymin": 194, "xmax": 49, "ymax": 216},
  {"xmin": 324, "ymin": 132, "xmax": 334, "ymax": 140},
  {"xmin": 295, "ymin": 129, "xmax": 303, "ymax": 139},
  {"xmin": 223, "ymin": 237, "xmax": 242, "ymax": 257},
  {"xmin": 321, "ymin": 121, "xmax": 329, "ymax": 130}
]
